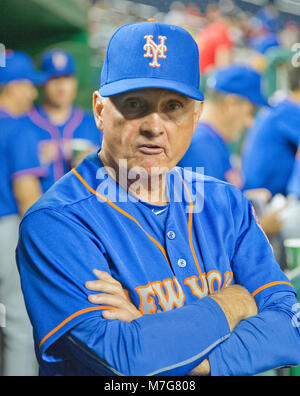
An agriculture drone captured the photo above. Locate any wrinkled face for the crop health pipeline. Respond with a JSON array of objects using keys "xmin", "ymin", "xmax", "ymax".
[
  {"xmin": 44, "ymin": 76, "xmax": 77, "ymax": 108},
  {"xmin": 8, "ymin": 80, "xmax": 37, "ymax": 114},
  {"xmin": 94, "ymin": 88, "xmax": 203, "ymax": 176}
]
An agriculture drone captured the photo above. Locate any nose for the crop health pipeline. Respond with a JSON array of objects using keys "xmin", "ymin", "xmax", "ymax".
[{"xmin": 139, "ymin": 112, "xmax": 166, "ymax": 138}]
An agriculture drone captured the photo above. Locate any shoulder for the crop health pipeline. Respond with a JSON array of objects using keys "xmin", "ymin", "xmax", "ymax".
[
  {"xmin": 175, "ymin": 166, "xmax": 244, "ymax": 200},
  {"xmin": 23, "ymin": 152, "xmax": 100, "ymax": 220},
  {"xmin": 174, "ymin": 166, "xmax": 248, "ymax": 227}
]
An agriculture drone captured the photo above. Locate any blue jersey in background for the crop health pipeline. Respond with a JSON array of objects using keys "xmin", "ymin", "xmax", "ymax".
[
  {"xmin": 178, "ymin": 121, "xmax": 244, "ymax": 189},
  {"xmin": 0, "ymin": 108, "xmax": 20, "ymax": 217},
  {"xmin": 242, "ymin": 100, "xmax": 300, "ymax": 196},
  {"xmin": 8, "ymin": 105, "xmax": 102, "ymax": 193}
]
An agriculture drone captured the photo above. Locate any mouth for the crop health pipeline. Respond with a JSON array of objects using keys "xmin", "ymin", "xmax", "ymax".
[{"xmin": 137, "ymin": 144, "xmax": 164, "ymax": 155}]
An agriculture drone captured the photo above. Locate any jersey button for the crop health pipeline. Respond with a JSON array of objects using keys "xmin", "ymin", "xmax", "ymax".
[
  {"xmin": 167, "ymin": 230, "xmax": 176, "ymax": 240},
  {"xmin": 177, "ymin": 259, "xmax": 187, "ymax": 268}
]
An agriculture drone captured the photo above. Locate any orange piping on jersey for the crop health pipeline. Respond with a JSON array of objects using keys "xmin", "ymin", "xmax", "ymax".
[
  {"xmin": 251, "ymin": 205, "xmax": 271, "ymax": 246},
  {"xmin": 39, "ymin": 306, "xmax": 115, "ymax": 350},
  {"xmin": 175, "ymin": 170, "xmax": 204, "ymax": 277},
  {"xmin": 71, "ymin": 169, "xmax": 172, "ymax": 269},
  {"xmin": 251, "ymin": 281, "xmax": 294, "ymax": 298}
]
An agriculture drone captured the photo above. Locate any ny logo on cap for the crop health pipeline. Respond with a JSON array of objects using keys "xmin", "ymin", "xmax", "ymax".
[
  {"xmin": 144, "ymin": 35, "xmax": 167, "ymax": 68},
  {"xmin": 52, "ymin": 52, "xmax": 68, "ymax": 70}
]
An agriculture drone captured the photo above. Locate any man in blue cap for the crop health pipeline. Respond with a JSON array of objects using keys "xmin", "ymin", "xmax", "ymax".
[
  {"xmin": 0, "ymin": 50, "xmax": 45, "ymax": 376},
  {"xmin": 178, "ymin": 64, "xmax": 284, "ymax": 244},
  {"xmin": 8, "ymin": 49, "xmax": 102, "ymax": 213},
  {"xmin": 178, "ymin": 64, "xmax": 268, "ymax": 188},
  {"xmin": 16, "ymin": 21, "xmax": 300, "ymax": 376},
  {"xmin": 242, "ymin": 65, "xmax": 300, "ymax": 198}
]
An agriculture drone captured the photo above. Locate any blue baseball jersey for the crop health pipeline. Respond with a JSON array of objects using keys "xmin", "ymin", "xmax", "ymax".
[
  {"xmin": 287, "ymin": 147, "xmax": 300, "ymax": 198},
  {"xmin": 8, "ymin": 105, "xmax": 102, "ymax": 193},
  {"xmin": 242, "ymin": 99, "xmax": 300, "ymax": 196},
  {"xmin": 178, "ymin": 122, "xmax": 244, "ymax": 189},
  {"xmin": 16, "ymin": 152, "xmax": 300, "ymax": 376},
  {"xmin": 0, "ymin": 108, "xmax": 20, "ymax": 217}
]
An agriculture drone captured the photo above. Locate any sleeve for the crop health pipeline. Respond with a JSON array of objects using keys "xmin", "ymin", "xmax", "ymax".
[
  {"xmin": 208, "ymin": 291, "xmax": 300, "ymax": 376},
  {"xmin": 8, "ymin": 126, "xmax": 47, "ymax": 181},
  {"xmin": 17, "ymin": 208, "xmax": 231, "ymax": 376},
  {"xmin": 231, "ymin": 192, "xmax": 295, "ymax": 300},
  {"xmin": 207, "ymin": 190, "xmax": 300, "ymax": 376}
]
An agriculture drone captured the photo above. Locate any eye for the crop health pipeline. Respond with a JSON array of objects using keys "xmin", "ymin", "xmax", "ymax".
[
  {"xmin": 166, "ymin": 101, "xmax": 183, "ymax": 112},
  {"xmin": 124, "ymin": 98, "xmax": 144, "ymax": 112}
]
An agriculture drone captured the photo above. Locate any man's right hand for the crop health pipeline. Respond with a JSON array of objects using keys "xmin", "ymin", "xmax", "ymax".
[{"xmin": 209, "ymin": 285, "xmax": 258, "ymax": 332}]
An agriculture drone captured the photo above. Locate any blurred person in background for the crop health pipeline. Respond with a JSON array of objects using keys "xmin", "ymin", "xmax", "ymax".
[
  {"xmin": 178, "ymin": 65, "xmax": 266, "ymax": 188},
  {"xmin": 0, "ymin": 50, "xmax": 45, "ymax": 376},
  {"xmin": 163, "ymin": 1, "xmax": 187, "ymax": 27},
  {"xmin": 197, "ymin": 2, "xmax": 238, "ymax": 75},
  {"xmin": 8, "ymin": 49, "xmax": 102, "ymax": 217},
  {"xmin": 242, "ymin": 65, "xmax": 300, "ymax": 245},
  {"xmin": 287, "ymin": 146, "xmax": 300, "ymax": 199},
  {"xmin": 178, "ymin": 65, "xmax": 284, "ymax": 243},
  {"xmin": 255, "ymin": 0, "xmax": 281, "ymax": 34},
  {"xmin": 242, "ymin": 65, "xmax": 300, "ymax": 198}
]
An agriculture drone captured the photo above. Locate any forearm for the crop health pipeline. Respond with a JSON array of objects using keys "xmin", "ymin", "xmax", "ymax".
[
  {"xmin": 64, "ymin": 297, "xmax": 230, "ymax": 376},
  {"xmin": 208, "ymin": 292, "xmax": 300, "ymax": 376}
]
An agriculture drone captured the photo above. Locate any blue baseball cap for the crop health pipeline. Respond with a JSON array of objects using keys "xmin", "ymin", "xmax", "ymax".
[
  {"xmin": 0, "ymin": 50, "xmax": 47, "ymax": 85},
  {"xmin": 207, "ymin": 65, "xmax": 269, "ymax": 107},
  {"xmin": 100, "ymin": 21, "xmax": 204, "ymax": 101},
  {"xmin": 41, "ymin": 50, "xmax": 76, "ymax": 82},
  {"xmin": 250, "ymin": 33, "xmax": 280, "ymax": 55}
]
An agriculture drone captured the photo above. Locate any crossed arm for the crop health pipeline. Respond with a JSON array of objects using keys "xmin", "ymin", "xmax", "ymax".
[{"xmin": 82, "ymin": 270, "xmax": 258, "ymax": 376}]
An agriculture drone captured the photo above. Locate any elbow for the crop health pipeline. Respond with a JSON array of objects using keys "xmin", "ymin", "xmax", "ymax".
[
  {"xmin": 292, "ymin": 316, "xmax": 300, "ymax": 365},
  {"xmin": 89, "ymin": 320, "xmax": 155, "ymax": 377},
  {"xmin": 285, "ymin": 303, "xmax": 300, "ymax": 366}
]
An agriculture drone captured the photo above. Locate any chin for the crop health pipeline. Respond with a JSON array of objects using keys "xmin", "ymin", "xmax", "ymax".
[{"xmin": 129, "ymin": 162, "xmax": 170, "ymax": 179}]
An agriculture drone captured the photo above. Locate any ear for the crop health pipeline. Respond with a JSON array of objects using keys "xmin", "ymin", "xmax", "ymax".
[
  {"xmin": 193, "ymin": 101, "xmax": 204, "ymax": 129},
  {"xmin": 93, "ymin": 91, "xmax": 104, "ymax": 130}
]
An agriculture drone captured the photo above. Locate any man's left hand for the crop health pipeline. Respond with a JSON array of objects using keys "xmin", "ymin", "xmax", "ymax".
[
  {"xmin": 86, "ymin": 270, "xmax": 211, "ymax": 375},
  {"xmin": 85, "ymin": 270, "xmax": 142, "ymax": 322}
]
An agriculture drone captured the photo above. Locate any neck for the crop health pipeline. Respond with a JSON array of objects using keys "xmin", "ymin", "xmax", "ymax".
[
  {"xmin": 99, "ymin": 150, "xmax": 169, "ymax": 206},
  {"xmin": 0, "ymin": 96, "xmax": 25, "ymax": 116},
  {"xmin": 43, "ymin": 102, "xmax": 72, "ymax": 125},
  {"xmin": 200, "ymin": 101, "xmax": 231, "ymax": 142}
]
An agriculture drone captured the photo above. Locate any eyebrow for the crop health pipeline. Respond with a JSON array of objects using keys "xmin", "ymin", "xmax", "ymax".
[
  {"xmin": 161, "ymin": 91, "xmax": 190, "ymax": 102},
  {"xmin": 119, "ymin": 90, "xmax": 190, "ymax": 102}
]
